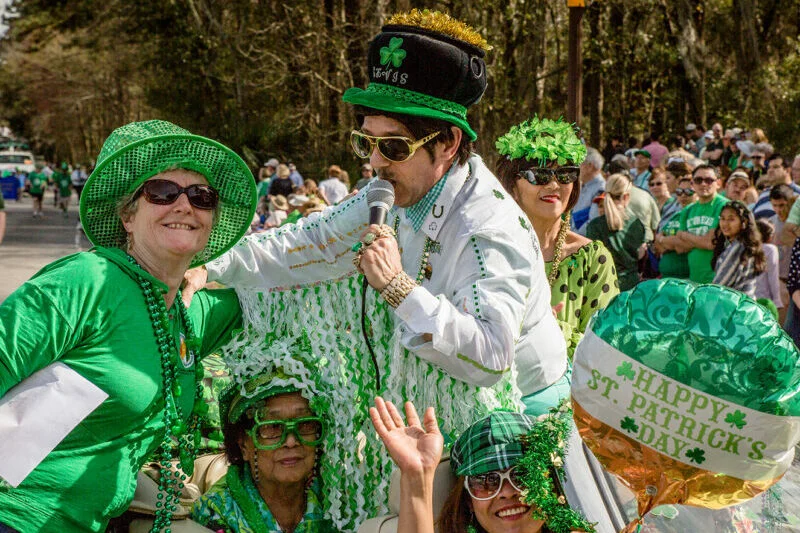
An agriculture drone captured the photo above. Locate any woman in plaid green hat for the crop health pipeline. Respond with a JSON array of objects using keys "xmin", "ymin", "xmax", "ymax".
[
  {"xmin": 0, "ymin": 120, "xmax": 256, "ymax": 533},
  {"xmin": 370, "ymin": 397, "xmax": 594, "ymax": 533}
]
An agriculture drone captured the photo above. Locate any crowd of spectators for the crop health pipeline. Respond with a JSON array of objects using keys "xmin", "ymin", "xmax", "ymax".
[
  {"xmin": 251, "ymin": 159, "xmax": 375, "ymax": 232},
  {"xmin": 580, "ymin": 124, "xmax": 800, "ymax": 345}
]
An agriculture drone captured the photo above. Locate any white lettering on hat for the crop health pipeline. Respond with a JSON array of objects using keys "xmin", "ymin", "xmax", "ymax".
[{"xmin": 372, "ymin": 67, "xmax": 408, "ymax": 85}]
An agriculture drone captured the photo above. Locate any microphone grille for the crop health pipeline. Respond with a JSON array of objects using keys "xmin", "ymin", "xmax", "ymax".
[{"xmin": 366, "ymin": 179, "xmax": 395, "ymax": 208}]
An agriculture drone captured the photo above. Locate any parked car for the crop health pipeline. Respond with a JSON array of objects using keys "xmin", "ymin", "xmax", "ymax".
[{"xmin": 0, "ymin": 149, "xmax": 35, "ymax": 174}]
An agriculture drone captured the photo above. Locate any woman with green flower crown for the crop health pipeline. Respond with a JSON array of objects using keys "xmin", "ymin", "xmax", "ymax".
[
  {"xmin": 191, "ymin": 372, "xmax": 337, "ymax": 533},
  {"xmin": 495, "ymin": 117, "xmax": 620, "ymax": 364},
  {"xmin": 0, "ymin": 120, "xmax": 256, "ymax": 533}
]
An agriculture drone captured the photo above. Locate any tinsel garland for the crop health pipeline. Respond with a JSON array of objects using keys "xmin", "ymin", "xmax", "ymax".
[
  {"xmin": 517, "ymin": 400, "xmax": 596, "ymax": 533},
  {"xmin": 496, "ymin": 116, "xmax": 586, "ymax": 167},
  {"xmin": 225, "ymin": 274, "xmax": 521, "ymax": 531},
  {"xmin": 386, "ymin": 9, "xmax": 491, "ymax": 51}
]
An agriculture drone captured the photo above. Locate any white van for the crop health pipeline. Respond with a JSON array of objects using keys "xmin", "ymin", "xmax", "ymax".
[{"xmin": 0, "ymin": 149, "xmax": 35, "ymax": 174}]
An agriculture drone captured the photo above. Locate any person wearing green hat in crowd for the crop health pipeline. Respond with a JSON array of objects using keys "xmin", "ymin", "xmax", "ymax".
[
  {"xmin": 370, "ymin": 397, "xmax": 594, "ymax": 533},
  {"xmin": 53, "ymin": 162, "xmax": 73, "ymax": 217},
  {"xmin": 0, "ymin": 120, "xmax": 256, "ymax": 533},
  {"xmin": 186, "ymin": 9, "xmax": 565, "ymax": 443},
  {"xmin": 630, "ymin": 149, "xmax": 652, "ymax": 192},
  {"xmin": 26, "ymin": 163, "xmax": 46, "ymax": 218},
  {"xmin": 191, "ymin": 371, "xmax": 337, "ymax": 533}
]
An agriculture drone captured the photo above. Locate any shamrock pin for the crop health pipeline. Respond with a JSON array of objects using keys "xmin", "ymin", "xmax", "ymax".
[
  {"xmin": 725, "ymin": 410, "xmax": 747, "ymax": 430},
  {"xmin": 620, "ymin": 416, "xmax": 639, "ymax": 434},
  {"xmin": 685, "ymin": 447, "xmax": 706, "ymax": 464},
  {"xmin": 380, "ymin": 37, "xmax": 407, "ymax": 68},
  {"xmin": 519, "ymin": 216, "xmax": 530, "ymax": 230},
  {"xmin": 493, "ymin": 189, "xmax": 505, "ymax": 200},
  {"xmin": 616, "ymin": 361, "xmax": 636, "ymax": 381}
]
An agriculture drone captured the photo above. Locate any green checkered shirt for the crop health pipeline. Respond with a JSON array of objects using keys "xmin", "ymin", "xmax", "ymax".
[
  {"xmin": 450, "ymin": 410, "xmax": 535, "ymax": 476},
  {"xmin": 404, "ymin": 163, "xmax": 454, "ymax": 232}
]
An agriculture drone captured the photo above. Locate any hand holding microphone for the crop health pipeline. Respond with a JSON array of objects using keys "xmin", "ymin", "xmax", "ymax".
[{"xmin": 353, "ymin": 180, "xmax": 404, "ymax": 290}]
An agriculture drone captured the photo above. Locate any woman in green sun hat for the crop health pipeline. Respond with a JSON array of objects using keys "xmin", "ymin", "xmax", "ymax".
[{"xmin": 0, "ymin": 119, "xmax": 256, "ymax": 533}]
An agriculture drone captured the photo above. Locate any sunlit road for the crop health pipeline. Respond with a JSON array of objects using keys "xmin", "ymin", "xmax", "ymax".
[{"xmin": 0, "ymin": 193, "xmax": 88, "ymax": 302}]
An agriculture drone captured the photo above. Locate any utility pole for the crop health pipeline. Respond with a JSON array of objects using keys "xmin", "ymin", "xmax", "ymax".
[{"xmin": 567, "ymin": 0, "xmax": 586, "ymax": 124}]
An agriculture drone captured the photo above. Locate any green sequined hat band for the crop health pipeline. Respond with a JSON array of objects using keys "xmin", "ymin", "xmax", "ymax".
[{"xmin": 366, "ymin": 83, "xmax": 467, "ymax": 120}]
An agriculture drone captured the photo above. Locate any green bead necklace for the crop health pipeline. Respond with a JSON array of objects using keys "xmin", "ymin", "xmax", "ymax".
[
  {"xmin": 393, "ymin": 216, "xmax": 434, "ymax": 284},
  {"xmin": 126, "ymin": 254, "xmax": 207, "ymax": 533}
]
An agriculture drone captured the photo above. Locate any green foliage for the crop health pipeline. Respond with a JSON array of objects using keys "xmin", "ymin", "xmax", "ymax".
[{"xmin": 0, "ymin": 0, "xmax": 798, "ymax": 170}]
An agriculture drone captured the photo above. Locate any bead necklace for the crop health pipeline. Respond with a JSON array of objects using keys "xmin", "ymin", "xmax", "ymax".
[
  {"xmin": 393, "ymin": 216, "xmax": 434, "ymax": 284},
  {"xmin": 125, "ymin": 254, "xmax": 207, "ymax": 533},
  {"xmin": 547, "ymin": 211, "xmax": 571, "ymax": 287}
]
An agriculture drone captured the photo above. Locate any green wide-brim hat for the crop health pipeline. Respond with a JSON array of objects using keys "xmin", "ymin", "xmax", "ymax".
[{"xmin": 80, "ymin": 120, "xmax": 257, "ymax": 268}]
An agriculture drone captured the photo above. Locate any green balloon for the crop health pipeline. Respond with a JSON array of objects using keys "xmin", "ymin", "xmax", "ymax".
[{"xmin": 589, "ymin": 279, "xmax": 800, "ymax": 416}]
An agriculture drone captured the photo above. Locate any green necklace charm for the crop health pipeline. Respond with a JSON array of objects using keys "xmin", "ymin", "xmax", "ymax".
[
  {"xmin": 126, "ymin": 254, "xmax": 208, "ymax": 533},
  {"xmin": 394, "ymin": 216, "xmax": 434, "ymax": 283}
]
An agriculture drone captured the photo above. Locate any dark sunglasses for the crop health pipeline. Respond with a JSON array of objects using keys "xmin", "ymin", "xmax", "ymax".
[
  {"xmin": 464, "ymin": 466, "xmax": 525, "ymax": 501},
  {"xmin": 247, "ymin": 415, "xmax": 325, "ymax": 450},
  {"xmin": 675, "ymin": 187, "xmax": 695, "ymax": 196},
  {"xmin": 350, "ymin": 130, "xmax": 439, "ymax": 163},
  {"xmin": 135, "ymin": 179, "xmax": 219, "ymax": 210},
  {"xmin": 649, "ymin": 181, "xmax": 665, "ymax": 187},
  {"xmin": 517, "ymin": 167, "xmax": 580, "ymax": 186},
  {"xmin": 693, "ymin": 177, "xmax": 717, "ymax": 185}
]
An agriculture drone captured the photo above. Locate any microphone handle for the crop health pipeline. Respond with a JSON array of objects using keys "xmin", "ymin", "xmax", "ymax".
[{"xmin": 368, "ymin": 206, "xmax": 388, "ymax": 227}]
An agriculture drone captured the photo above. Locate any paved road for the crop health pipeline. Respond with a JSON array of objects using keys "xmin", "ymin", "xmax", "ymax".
[{"xmin": 0, "ymin": 193, "xmax": 88, "ymax": 302}]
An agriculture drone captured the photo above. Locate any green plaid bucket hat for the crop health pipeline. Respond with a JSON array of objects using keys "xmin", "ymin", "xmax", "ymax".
[
  {"xmin": 80, "ymin": 120, "xmax": 257, "ymax": 268},
  {"xmin": 450, "ymin": 410, "xmax": 535, "ymax": 476}
]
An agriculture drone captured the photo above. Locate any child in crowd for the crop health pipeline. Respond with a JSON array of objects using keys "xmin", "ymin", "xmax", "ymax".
[{"xmin": 712, "ymin": 200, "xmax": 766, "ymax": 298}]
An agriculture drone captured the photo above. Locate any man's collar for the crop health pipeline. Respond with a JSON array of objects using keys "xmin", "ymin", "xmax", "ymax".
[{"xmin": 399, "ymin": 159, "xmax": 468, "ymax": 240}]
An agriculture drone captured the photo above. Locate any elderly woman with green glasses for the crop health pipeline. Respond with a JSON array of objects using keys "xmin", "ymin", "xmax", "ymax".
[{"xmin": 191, "ymin": 375, "xmax": 336, "ymax": 533}]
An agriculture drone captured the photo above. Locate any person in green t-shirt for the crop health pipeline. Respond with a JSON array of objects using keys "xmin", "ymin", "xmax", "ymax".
[
  {"xmin": 53, "ymin": 162, "xmax": 72, "ymax": 217},
  {"xmin": 654, "ymin": 175, "xmax": 696, "ymax": 278},
  {"xmin": 674, "ymin": 165, "xmax": 728, "ymax": 283},
  {"xmin": 26, "ymin": 166, "xmax": 46, "ymax": 218},
  {"xmin": 0, "ymin": 120, "xmax": 256, "ymax": 533},
  {"xmin": 0, "ymin": 193, "xmax": 5, "ymax": 246}
]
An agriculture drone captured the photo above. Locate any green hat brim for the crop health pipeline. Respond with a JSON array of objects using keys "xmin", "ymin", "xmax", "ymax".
[
  {"xmin": 80, "ymin": 133, "xmax": 256, "ymax": 269},
  {"xmin": 343, "ymin": 87, "xmax": 478, "ymax": 141},
  {"xmin": 225, "ymin": 373, "xmax": 300, "ymax": 423}
]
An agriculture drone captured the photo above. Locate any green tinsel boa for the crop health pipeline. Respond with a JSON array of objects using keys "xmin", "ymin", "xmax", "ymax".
[{"xmin": 224, "ymin": 274, "xmax": 521, "ymax": 531}]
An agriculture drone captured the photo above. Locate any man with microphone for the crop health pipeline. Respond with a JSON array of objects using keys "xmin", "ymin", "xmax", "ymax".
[{"xmin": 190, "ymin": 10, "xmax": 565, "ymax": 434}]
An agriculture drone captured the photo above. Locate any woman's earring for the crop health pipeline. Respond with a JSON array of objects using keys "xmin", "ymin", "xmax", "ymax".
[
  {"xmin": 467, "ymin": 511, "xmax": 479, "ymax": 533},
  {"xmin": 251, "ymin": 454, "xmax": 260, "ymax": 485}
]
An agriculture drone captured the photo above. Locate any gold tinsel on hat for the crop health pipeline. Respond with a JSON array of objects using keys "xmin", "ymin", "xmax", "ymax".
[{"xmin": 386, "ymin": 9, "xmax": 491, "ymax": 51}]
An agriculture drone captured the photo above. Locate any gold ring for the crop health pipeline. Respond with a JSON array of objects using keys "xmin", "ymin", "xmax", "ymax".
[{"xmin": 363, "ymin": 232, "xmax": 377, "ymax": 245}]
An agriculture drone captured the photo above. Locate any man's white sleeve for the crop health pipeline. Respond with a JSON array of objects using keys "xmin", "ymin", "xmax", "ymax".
[{"xmin": 206, "ymin": 191, "xmax": 369, "ymax": 289}]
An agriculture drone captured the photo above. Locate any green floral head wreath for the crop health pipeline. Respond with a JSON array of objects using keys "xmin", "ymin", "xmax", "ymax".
[
  {"xmin": 496, "ymin": 116, "xmax": 587, "ymax": 166},
  {"xmin": 516, "ymin": 400, "xmax": 596, "ymax": 533}
]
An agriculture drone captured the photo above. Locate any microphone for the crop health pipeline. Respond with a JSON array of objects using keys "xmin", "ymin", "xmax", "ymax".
[
  {"xmin": 366, "ymin": 179, "xmax": 395, "ymax": 227},
  {"xmin": 361, "ymin": 179, "xmax": 394, "ymax": 392}
]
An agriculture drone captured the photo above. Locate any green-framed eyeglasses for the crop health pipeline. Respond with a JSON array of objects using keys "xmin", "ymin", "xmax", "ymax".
[
  {"xmin": 517, "ymin": 167, "xmax": 580, "ymax": 186},
  {"xmin": 350, "ymin": 130, "xmax": 440, "ymax": 163},
  {"xmin": 247, "ymin": 415, "xmax": 326, "ymax": 450}
]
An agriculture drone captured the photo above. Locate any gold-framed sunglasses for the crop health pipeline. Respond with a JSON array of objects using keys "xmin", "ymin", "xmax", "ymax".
[{"xmin": 350, "ymin": 130, "xmax": 440, "ymax": 163}]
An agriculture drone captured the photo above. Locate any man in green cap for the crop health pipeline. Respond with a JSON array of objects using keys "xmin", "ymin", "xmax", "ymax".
[{"xmin": 193, "ymin": 10, "xmax": 566, "ymax": 433}]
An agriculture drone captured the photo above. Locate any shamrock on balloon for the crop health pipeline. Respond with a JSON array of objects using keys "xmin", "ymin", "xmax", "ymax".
[
  {"xmin": 685, "ymin": 447, "xmax": 706, "ymax": 465},
  {"xmin": 725, "ymin": 410, "xmax": 747, "ymax": 430},
  {"xmin": 620, "ymin": 416, "xmax": 639, "ymax": 434},
  {"xmin": 616, "ymin": 361, "xmax": 636, "ymax": 381},
  {"xmin": 380, "ymin": 37, "xmax": 407, "ymax": 68}
]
